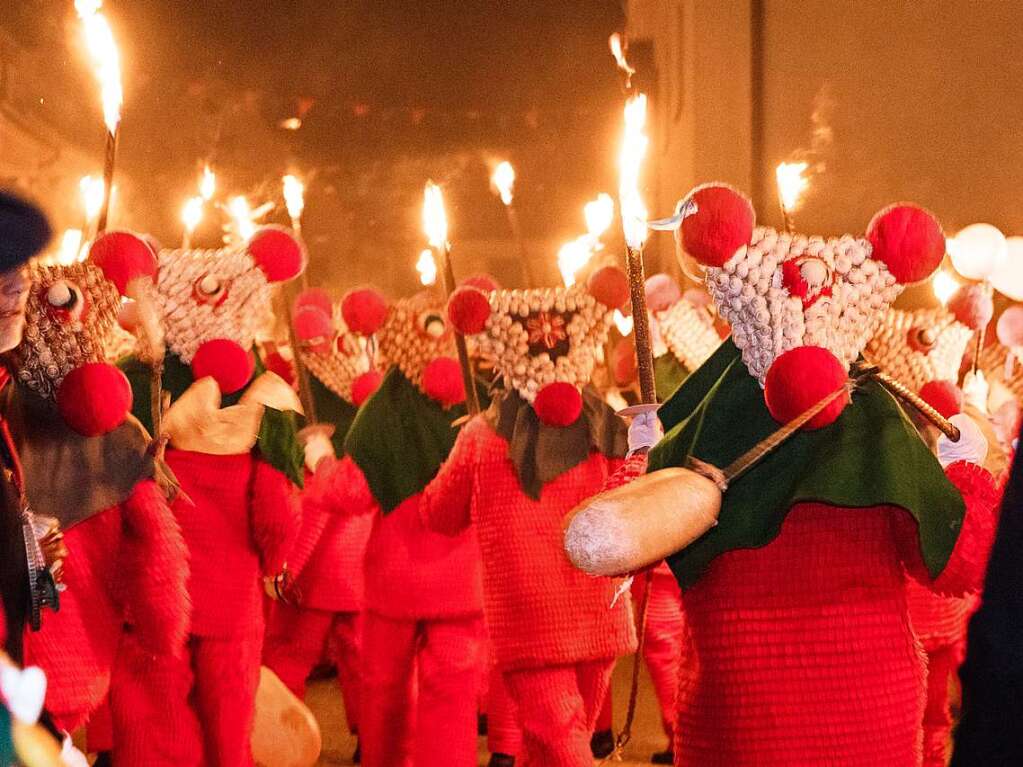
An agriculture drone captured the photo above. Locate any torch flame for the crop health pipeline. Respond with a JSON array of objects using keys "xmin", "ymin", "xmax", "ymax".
[
  {"xmin": 75, "ymin": 0, "xmax": 123, "ymax": 135},
  {"xmin": 282, "ymin": 174, "xmax": 306, "ymax": 223},
  {"xmin": 618, "ymin": 93, "xmax": 649, "ymax": 251},
  {"xmin": 200, "ymin": 165, "xmax": 216, "ymax": 201},
  {"xmin": 182, "ymin": 196, "xmax": 204, "ymax": 234},
  {"xmin": 491, "ymin": 161, "xmax": 515, "ymax": 206},
  {"xmin": 422, "ymin": 181, "xmax": 448, "ymax": 249},
  {"xmin": 57, "ymin": 229, "xmax": 85, "ymax": 266},
  {"xmin": 558, "ymin": 236, "xmax": 594, "ymax": 288},
  {"xmin": 776, "ymin": 162, "xmax": 809, "ymax": 213},
  {"xmin": 584, "ymin": 193, "xmax": 615, "ymax": 241},
  {"xmin": 79, "ymin": 175, "xmax": 105, "ymax": 223},
  {"xmin": 932, "ymin": 269, "xmax": 960, "ymax": 307},
  {"xmin": 608, "ymin": 33, "xmax": 636, "ymax": 79},
  {"xmin": 416, "ymin": 249, "xmax": 437, "ymax": 286},
  {"xmin": 227, "ymin": 196, "xmax": 256, "ymax": 241}
]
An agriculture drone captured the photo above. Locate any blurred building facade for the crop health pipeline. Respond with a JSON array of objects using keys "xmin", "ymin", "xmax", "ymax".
[{"xmin": 627, "ymin": 0, "xmax": 1023, "ymax": 239}]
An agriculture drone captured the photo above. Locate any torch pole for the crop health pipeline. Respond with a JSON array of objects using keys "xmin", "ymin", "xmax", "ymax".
[
  {"xmin": 96, "ymin": 127, "xmax": 119, "ymax": 234},
  {"xmin": 279, "ymin": 283, "xmax": 318, "ymax": 424},
  {"xmin": 290, "ymin": 217, "xmax": 310, "ymax": 290},
  {"xmin": 779, "ymin": 201, "xmax": 795, "ymax": 236},
  {"xmin": 438, "ymin": 242, "xmax": 481, "ymax": 416},
  {"xmin": 625, "ymin": 244, "xmax": 657, "ymax": 405}
]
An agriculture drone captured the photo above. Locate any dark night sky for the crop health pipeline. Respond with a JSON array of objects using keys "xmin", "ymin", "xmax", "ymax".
[{"xmin": 4, "ymin": 1, "xmax": 627, "ymax": 291}]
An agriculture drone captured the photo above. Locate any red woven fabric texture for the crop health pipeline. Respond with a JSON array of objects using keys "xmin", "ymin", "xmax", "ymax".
[
  {"xmin": 307, "ymin": 455, "xmax": 483, "ymax": 618},
  {"xmin": 419, "ymin": 416, "xmax": 636, "ymax": 670}
]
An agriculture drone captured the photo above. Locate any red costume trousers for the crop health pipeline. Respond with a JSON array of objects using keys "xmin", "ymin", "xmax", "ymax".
[
  {"xmin": 263, "ymin": 602, "xmax": 362, "ymax": 731},
  {"xmin": 922, "ymin": 644, "xmax": 961, "ymax": 767},
  {"xmin": 503, "ymin": 658, "xmax": 615, "ymax": 767},
  {"xmin": 487, "ymin": 665, "xmax": 521, "ymax": 756},
  {"xmin": 633, "ymin": 564, "xmax": 685, "ymax": 740},
  {"xmin": 361, "ymin": 610, "xmax": 484, "ymax": 767}
]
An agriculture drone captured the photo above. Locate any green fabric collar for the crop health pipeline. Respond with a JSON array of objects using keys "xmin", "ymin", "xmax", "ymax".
[
  {"xmin": 119, "ymin": 352, "xmax": 305, "ymax": 487},
  {"xmin": 654, "ymin": 353, "xmax": 690, "ymax": 403},
  {"xmin": 344, "ymin": 367, "xmax": 466, "ymax": 513},
  {"xmin": 486, "ymin": 387, "xmax": 627, "ymax": 500},
  {"xmin": 649, "ymin": 339, "xmax": 965, "ymax": 589}
]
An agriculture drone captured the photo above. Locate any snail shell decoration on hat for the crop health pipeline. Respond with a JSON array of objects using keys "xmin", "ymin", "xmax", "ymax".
[
  {"xmin": 6, "ymin": 232, "xmax": 158, "ymax": 436},
  {"xmin": 644, "ymin": 275, "xmax": 723, "ymax": 372},
  {"xmin": 446, "ymin": 266, "xmax": 629, "ymax": 425},
  {"xmin": 865, "ymin": 306, "xmax": 972, "ymax": 393},
  {"xmin": 677, "ymin": 184, "xmax": 946, "ymax": 427},
  {"xmin": 292, "ymin": 287, "xmax": 386, "ymax": 406}
]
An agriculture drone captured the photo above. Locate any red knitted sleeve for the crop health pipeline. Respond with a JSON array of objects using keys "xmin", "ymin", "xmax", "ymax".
[
  {"xmin": 249, "ymin": 459, "xmax": 302, "ymax": 576},
  {"xmin": 118, "ymin": 479, "xmax": 190, "ymax": 656},
  {"xmin": 304, "ymin": 454, "xmax": 376, "ymax": 518},
  {"xmin": 284, "ymin": 488, "xmax": 332, "ymax": 581},
  {"xmin": 898, "ymin": 460, "xmax": 1002, "ymax": 597},
  {"xmin": 418, "ymin": 417, "xmax": 482, "ymax": 537},
  {"xmin": 603, "ymin": 451, "xmax": 648, "ymax": 491}
]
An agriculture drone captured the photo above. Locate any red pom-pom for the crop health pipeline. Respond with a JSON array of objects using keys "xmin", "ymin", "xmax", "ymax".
[
  {"xmin": 341, "ymin": 288, "xmax": 388, "ymax": 336},
  {"xmin": 997, "ymin": 306, "xmax": 1023, "ymax": 347},
  {"xmin": 57, "ymin": 363, "xmax": 132, "ymax": 436},
  {"xmin": 533, "ymin": 382, "xmax": 584, "ymax": 427},
  {"xmin": 947, "ymin": 284, "xmax": 994, "ymax": 331},
  {"xmin": 247, "ymin": 227, "xmax": 305, "ymax": 283},
  {"xmin": 680, "ymin": 184, "xmax": 755, "ymax": 268},
  {"xmin": 117, "ymin": 300, "xmax": 139, "ymax": 332},
  {"xmin": 462, "ymin": 274, "xmax": 501, "ymax": 293},
  {"xmin": 351, "ymin": 369, "xmax": 384, "ymax": 406},
  {"xmin": 866, "ymin": 204, "xmax": 944, "ymax": 284},
  {"xmin": 294, "ymin": 288, "xmax": 333, "ymax": 317},
  {"xmin": 293, "ymin": 306, "xmax": 333, "ymax": 353},
  {"xmin": 421, "ymin": 357, "xmax": 466, "ymax": 407},
  {"xmin": 919, "ymin": 380, "xmax": 963, "ymax": 419},
  {"xmin": 611, "ymin": 337, "xmax": 638, "ymax": 387},
  {"xmin": 683, "ymin": 288, "xmax": 714, "ymax": 310},
  {"xmin": 89, "ymin": 231, "xmax": 158, "ymax": 295},
  {"xmin": 587, "ymin": 266, "xmax": 630, "ymax": 309},
  {"xmin": 645, "ymin": 273, "xmax": 681, "ymax": 313},
  {"xmin": 191, "ymin": 338, "xmax": 255, "ymax": 394},
  {"xmin": 764, "ymin": 346, "xmax": 849, "ymax": 430},
  {"xmin": 447, "ymin": 286, "xmax": 491, "ymax": 335}
]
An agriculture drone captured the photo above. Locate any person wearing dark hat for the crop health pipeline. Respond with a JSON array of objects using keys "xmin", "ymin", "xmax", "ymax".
[{"xmin": 0, "ymin": 190, "xmax": 51, "ymax": 663}]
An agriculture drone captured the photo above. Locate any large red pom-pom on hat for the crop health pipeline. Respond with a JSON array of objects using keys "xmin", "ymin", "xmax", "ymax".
[
  {"xmin": 89, "ymin": 231, "xmax": 158, "ymax": 295},
  {"xmin": 294, "ymin": 288, "xmax": 333, "ymax": 317},
  {"xmin": 191, "ymin": 338, "xmax": 255, "ymax": 394},
  {"xmin": 421, "ymin": 357, "xmax": 466, "ymax": 408},
  {"xmin": 763, "ymin": 346, "xmax": 850, "ymax": 430},
  {"xmin": 447, "ymin": 286, "xmax": 492, "ymax": 335},
  {"xmin": 866, "ymin": 204, "xmax": 945, "ymax": 284},
  {"xmin": 246, "ymin": 226, "xmax": 305, "ymax": 283},
  {"xmin": 918, "ymin": 380, "xmax": 963, "ymax": 419},
  {"xmin": 57, "ymin": 362, "xmax": 133, "ymax": 436},
  {"xmin": 534, "ymin": 381, "xmax": 584, "ymax": 427},
  {"xmin": 587, "ymin": 266, "xmax": 630, "ymax": 309},
  {"xmin": 611, "ymin": 337, "xmax": 638, "ymax": 387},
  {"xmin": 644, "ymin": 273, "xmax": 681, "ymax": 313},
  {"xmin": 679, "ymin": 184, "xmax": 755, "ymax": 268},
  {"xmin": 293, "ymin": 305, "xmax": 334, "ymax": 354},
  {"xmin": 341, "ymin": 287, "xmax": 388, "ymax": 336},
  {"xmin": 947, "ymin": 284, "xmax": 994, "ymax": 331},
  {"xmin": 462, "ymin": 274, "xmax": 501, "ymax": 293},
  {"xmin": 351, "ymin": 369, "xmax": 384, "ymax": 406}
]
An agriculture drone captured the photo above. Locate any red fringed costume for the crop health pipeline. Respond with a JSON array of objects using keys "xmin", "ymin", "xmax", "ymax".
[
  {"xmin": 114, "ymin": 228, "xmax": 307, "ymax": 766},
  {"xmin": 0, "ymin": 237, "xmax": 190, "ymax": 761},
  {"xmin": 304, "ymin": 291, "xmax": 486, "ymax": 767},
  {"xmin": 420, "ymin": 273, "xmax": 637, "ymax": 767}
]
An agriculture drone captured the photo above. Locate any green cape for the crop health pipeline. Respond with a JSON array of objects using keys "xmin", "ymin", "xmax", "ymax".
[
  {"xmin": 344, "ymin": 367, "xmax": 472, "ymax": 513},
  {"xmin": 307, "ymin": 375, "xmax": 358, "ymax": 457},
  {"xmin": 120, "ymin": 352, "xmax": 304, "ymax": 487},
  {"xmin": 654, "ymin": 352, "xmax": 690, "ymax": 403},
  {"xmin": 649, "ymin": 339, "xmax": 965, "ymax": 589}
]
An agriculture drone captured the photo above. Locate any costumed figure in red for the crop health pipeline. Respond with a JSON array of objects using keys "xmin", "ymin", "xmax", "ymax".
[
  {"xmin": 609, "ymin": 273, "xmax": 725, "ymax": 765},
  {"xmin": 302, "ymin": 289, "xmax": 485, "ymax": 767},
  {"xmin": 417, "ymin": 267, "xmax": 638, "ymax": 767},
  {"xmin": 114, "ymin": 228, "xmax": 307, "ymax": 767},
  {"xmin": 866, "ymin": 288, "xmax": 1002, "ymax": 766},
  {"xmin": 2, "ymin": 232, "xmax": 190, "ymax": 766},
  {"xmin": 565, "ymin": 184, "xmax": 1002, "ymax": 767},
  {"xmin": 262, "ymin": 286, "xmax": 387, "ymax": 762}
]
